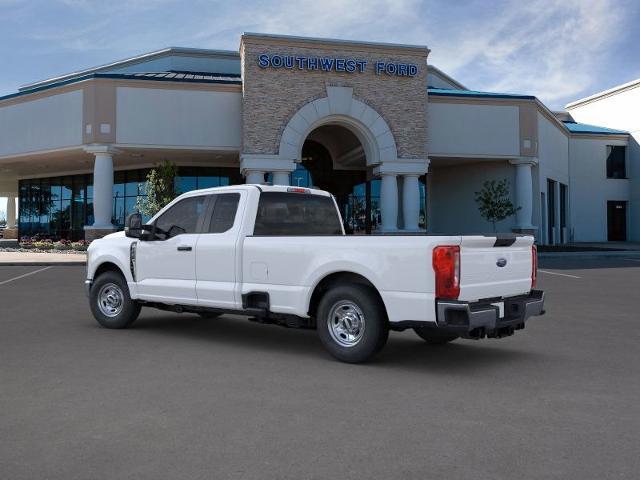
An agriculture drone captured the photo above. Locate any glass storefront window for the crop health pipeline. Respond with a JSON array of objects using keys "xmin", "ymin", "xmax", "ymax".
[
  {"xmin": 18, "ymin": 167, "xmax": 241, "ymax": 240},
  {"xmin": 113, "ymin": 171, "xmax": 126, "ymax": 199}
]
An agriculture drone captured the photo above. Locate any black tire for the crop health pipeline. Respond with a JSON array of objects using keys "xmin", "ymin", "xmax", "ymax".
[
  {"xmin": 413, "ymin": 327, "xmax": 458, "ymax": 345},
  {"xmin": 197, "ymin": 312, "xmax": 221, "ymax": 319},
  {"xmin": 316, "ymin": 284, "xmax": 389, "ymax": 363},
  {"xmin": 89, "ymin": 271, "xmax": 141, "ymax": 329}
]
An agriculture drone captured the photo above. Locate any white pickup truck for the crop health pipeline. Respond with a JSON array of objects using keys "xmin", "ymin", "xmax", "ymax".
[{"xmin": 86, "ymin": 185, "xmax": 544, "ymax": 363}]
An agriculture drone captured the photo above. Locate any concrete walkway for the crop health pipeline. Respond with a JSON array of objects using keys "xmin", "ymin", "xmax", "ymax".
[{"xmin": 0, "ymin": 251, "xmax": 86, "ymax": 266}]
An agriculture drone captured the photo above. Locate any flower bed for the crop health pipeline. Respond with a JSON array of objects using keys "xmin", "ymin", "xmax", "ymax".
[
  {"xmin": 21, "ymin": 238, "xmax": 89, "ymax": 251},
  {"xmin": 0, "ymin": 237, "xmax": 90, "ymax": 254}
]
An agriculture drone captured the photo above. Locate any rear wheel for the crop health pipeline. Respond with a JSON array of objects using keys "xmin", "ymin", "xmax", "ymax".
[
  {"xmin": 413, "ymin": 327, "xmax": 458, "ymax": 345},
  {"xmin": 316, "ymin": 284, "xmax": 388, "ymax": 363},
  {"xmin": 90, "ymin": 271, "xmax": 141, "ymax": 329}
]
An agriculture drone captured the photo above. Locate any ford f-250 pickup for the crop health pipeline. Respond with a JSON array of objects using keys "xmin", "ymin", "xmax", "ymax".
[{"xmin": 85, "ymin": 184, "xmax": 544, "ymax": 363}]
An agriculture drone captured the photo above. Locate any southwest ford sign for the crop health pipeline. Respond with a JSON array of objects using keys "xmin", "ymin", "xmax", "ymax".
[{"xmin": 257, "ymin": 54, "xmax": 418, "ymax": 77}]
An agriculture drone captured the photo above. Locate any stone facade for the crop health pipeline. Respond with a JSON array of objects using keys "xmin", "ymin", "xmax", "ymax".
[
  {"xmin": 84, "ymin": 228, "xmax": 116, "ymax": 242},
  {"xmin": 2, "ymin": 228, "xmax": 18, "ymax": 240},
  {"xmin": 240, "ymin": 34, "xmax": 429, "ymax": 161}
]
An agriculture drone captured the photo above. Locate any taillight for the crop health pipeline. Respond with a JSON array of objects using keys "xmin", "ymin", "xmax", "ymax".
[
  {"xmin": 433, "ymin": 246, "xmax": 460, "ymax": 299},
  {"xmin": 531, "ymin": 244, "xmax": 538, "ymax": 289}
]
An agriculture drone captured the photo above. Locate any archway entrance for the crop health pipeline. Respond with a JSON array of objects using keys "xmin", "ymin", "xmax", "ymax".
[{"xmin": 295, "ymin": 124, "xmax": 382, "ymax": 234}]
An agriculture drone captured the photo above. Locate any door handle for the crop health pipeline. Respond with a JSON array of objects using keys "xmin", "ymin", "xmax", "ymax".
[{"xmin": 177, "ymin": 245, "xmax": 192, "ymax": 251}]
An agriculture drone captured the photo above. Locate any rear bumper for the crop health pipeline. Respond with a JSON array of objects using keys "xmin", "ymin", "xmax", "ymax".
[{"xmin": 435, "ymin": 290, "xmax": 545, "ymax": 339}]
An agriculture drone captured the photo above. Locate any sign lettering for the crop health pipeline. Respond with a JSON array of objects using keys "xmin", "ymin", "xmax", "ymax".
[{"xmin": 257, "ymin": 54, "xmax": 417, "ymax": 77}]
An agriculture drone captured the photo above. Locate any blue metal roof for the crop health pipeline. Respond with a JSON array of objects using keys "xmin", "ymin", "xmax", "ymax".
[
  {"xmin": 427, "ymin": 87, "xmax": 535, "ymax": 100},
  {"xmin": 0, "ymin": 71, "xmax": 242, "ymax": 102},
  {"xmin": 562, "ymin": 121, "xmax": 628, "ymax": 135}
]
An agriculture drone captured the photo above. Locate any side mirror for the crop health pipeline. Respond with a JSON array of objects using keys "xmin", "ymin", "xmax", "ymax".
[{"xmin": 125, "ymin": 213, "xmax": 143, "ymax": 238}]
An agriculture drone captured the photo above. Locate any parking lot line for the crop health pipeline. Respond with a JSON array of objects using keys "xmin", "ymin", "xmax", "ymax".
[
  {"xmin": 538, "ymin": 269, "xmax": 581, "ymax": 279},
  {"xmin": 0, "ymin": 266, "xmax": 52, "ymax": 287}
]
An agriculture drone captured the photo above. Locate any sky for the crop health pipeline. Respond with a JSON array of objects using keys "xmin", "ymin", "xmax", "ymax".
[{"xmin": 1, "ymin": 0, "xmax": 640, "ymax": 214}]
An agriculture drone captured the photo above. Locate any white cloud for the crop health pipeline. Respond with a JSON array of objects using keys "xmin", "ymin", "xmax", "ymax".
[
  {"xmin": 4, "ymin": 0, "xmax": 634, "ymax": 109},
  {"xmin": 425, "ymin": 0, "xmax": 630, "ymax": 107},
  {"xmin": 189, "ymin": 0, "xmax": 427, "ymax": 46},
  {"xmin": 183, "ymin": 0, "xmax": 632, "ymax": 107}
]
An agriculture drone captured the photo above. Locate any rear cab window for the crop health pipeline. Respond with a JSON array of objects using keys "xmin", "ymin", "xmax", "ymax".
[
  {"xmin": 206, "ymin": 193, "xmax": 241, "ymax": 233},
  {"xmin": 253, "ymin": 192, "xmax": 343, "ymax": 236}
]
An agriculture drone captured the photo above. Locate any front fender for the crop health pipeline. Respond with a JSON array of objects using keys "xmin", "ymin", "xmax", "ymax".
[{"xmin": 87, "ymin": 241, "xmax": 134, "ymax": 283}]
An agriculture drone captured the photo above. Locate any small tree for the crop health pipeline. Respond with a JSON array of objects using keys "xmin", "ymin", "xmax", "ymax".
[
  {"xmin": 474, "ymin": 179, "xmax": 520, "ymax": 232},
  {"xmin": 136, "ymin": 160, "xmax": 178, "ymax": 218}
]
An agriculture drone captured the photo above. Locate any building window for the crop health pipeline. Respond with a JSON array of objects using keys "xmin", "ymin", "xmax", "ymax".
[
  {"xmin": 18, "ymin": 166, "xmax": 242, "ymax": 240},
  {"xmin": 606, "ymin": 146, "xmax": 626, "ymax": 179},
  {"xmin": 560, "ymin": 183, "xmax": 568, "ymax": 243},
  {"xmin": 547, "ymin": 179, "xmax": 556, "ymax": 244}
]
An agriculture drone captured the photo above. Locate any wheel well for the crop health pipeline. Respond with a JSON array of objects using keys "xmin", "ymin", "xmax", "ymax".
[
  {"xmin": 308, "ymin": 272, "xmax": 387, "ymax": 319},
  {"xmin": 93, "ymin": 262, "xmax": 125, "ymax": 280}
]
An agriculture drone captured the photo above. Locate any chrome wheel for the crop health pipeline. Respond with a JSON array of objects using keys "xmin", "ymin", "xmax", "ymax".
[
  {"xmin": 97, "ymin": 283, "xmax": 124, "ymax": 318},
  {"xmin": 327, "ymin": 300, "xmax": 366, "ymax": 348}
]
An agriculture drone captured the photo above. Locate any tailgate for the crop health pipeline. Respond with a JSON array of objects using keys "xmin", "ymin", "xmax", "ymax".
[{"xmin": 459, "ymin": 235, "xmax": 533, "ymax": 301}]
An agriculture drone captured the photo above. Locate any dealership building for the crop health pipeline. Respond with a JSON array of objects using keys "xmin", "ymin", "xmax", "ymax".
[{"xmin": 0, "ymin": 33, "xmax": 636, "ymax": 243}]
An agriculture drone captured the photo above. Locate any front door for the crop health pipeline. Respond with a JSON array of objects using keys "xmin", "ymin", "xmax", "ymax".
[
  {"xmin": 607, "ymin": 201, "xmax": 627, "ymax": 241},
  {"xmin": 135, "ymin": 195, "xmax": 208, "ymax": 304}
]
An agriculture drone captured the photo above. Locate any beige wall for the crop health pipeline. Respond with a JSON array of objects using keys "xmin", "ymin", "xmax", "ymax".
[
  {"xmin": 0, "ymin": 90, "xmax": 83, "ymax": 157},
  {"xmin": 116, "ymin": 86, "xmax": 242, "ymax": 148},
  {"xmin": 427, "ymin": 102, "xmax": 520, "ymax": 157},
  {"xmin": 240, "ymin": 35, "xmax": 429, "ymax": 160}
]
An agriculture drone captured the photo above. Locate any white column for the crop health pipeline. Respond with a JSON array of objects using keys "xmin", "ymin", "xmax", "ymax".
[
  {"xmin": 272, "ymin": 171, "xmax": 290, "ymax": 186},
  {"xmin": 84, "ymin": 146, "xmax": 118, "ymax": 231},
  {"xmin": 402, "ymin": 175, "xmax": 420, "ymax": 231},
  {"xmin": 6, "ymin": 195, "xmax": 17, "ymax": 229},
  {"xmin": 245, "ymin": 170, "xmax": 265, "ymax": 184},
  {"xmin": 510, "ymin": 158, "xmax": 537, "ymax": 230},
  {"xmin": 380, "ymin": 173, "xmax": 399, "ymax": 231},
  {"xmin": 92, "ymin": 152, "xmax": 115, "ymax": 228}
]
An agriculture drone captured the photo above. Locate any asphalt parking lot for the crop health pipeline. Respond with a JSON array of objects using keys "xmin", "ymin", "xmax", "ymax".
[{"xmin": 1, "ymin": 258, "xmax": 639, "ymax": 479}]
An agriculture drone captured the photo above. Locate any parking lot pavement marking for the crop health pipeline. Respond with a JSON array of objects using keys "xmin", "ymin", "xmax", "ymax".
[
  {"xmin": 538, "ymin": 269, "xmax": 581, "ymax": 279},
  {"xmin": 0, "ymin": 266, "xmax": 52, "ymax": 287}
]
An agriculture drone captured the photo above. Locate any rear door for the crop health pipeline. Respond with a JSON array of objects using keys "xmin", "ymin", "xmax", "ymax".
[
  {"xmin": 195, "ymin": 191, "xmax": 244, "ymax": 309},
  {"xmin": 458, "ymin": 235, "xmax": 533, "ymax": 301}
]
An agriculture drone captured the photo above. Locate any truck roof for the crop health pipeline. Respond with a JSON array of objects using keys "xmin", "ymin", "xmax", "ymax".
[{"xmin": 177, "ymin": 184, "xmax": 333, "ymax": 198}]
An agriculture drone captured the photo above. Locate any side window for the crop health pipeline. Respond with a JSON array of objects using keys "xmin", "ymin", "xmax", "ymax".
[
  {"xmin": 155, "ymin": 196, "xmax": 207, "ymax": 238},
  {"xmin": 208, "ymin": 193, "xmax": 240, "ymax": 233},
  {"xmin": 253, "ymin": 192, "xmax": 343, "ymax": 236}
]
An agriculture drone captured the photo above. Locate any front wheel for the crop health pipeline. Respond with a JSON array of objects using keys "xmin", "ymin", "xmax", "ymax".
[
  {"xmin": 316, "ymin": 284, "xmax": 389, "ymax": 363},
  {"xmin": 90, "ymin": 271, "xmax": 141, "ymax": 329},
  {"xmin": 413, "ymin": 327, "xmax": 458, "ymax": 345}
]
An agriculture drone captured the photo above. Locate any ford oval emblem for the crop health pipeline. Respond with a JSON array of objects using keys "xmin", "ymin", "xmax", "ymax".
[{"xmin": 496, "ymin": 258, "xmax": 508, "ymax": 268}]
